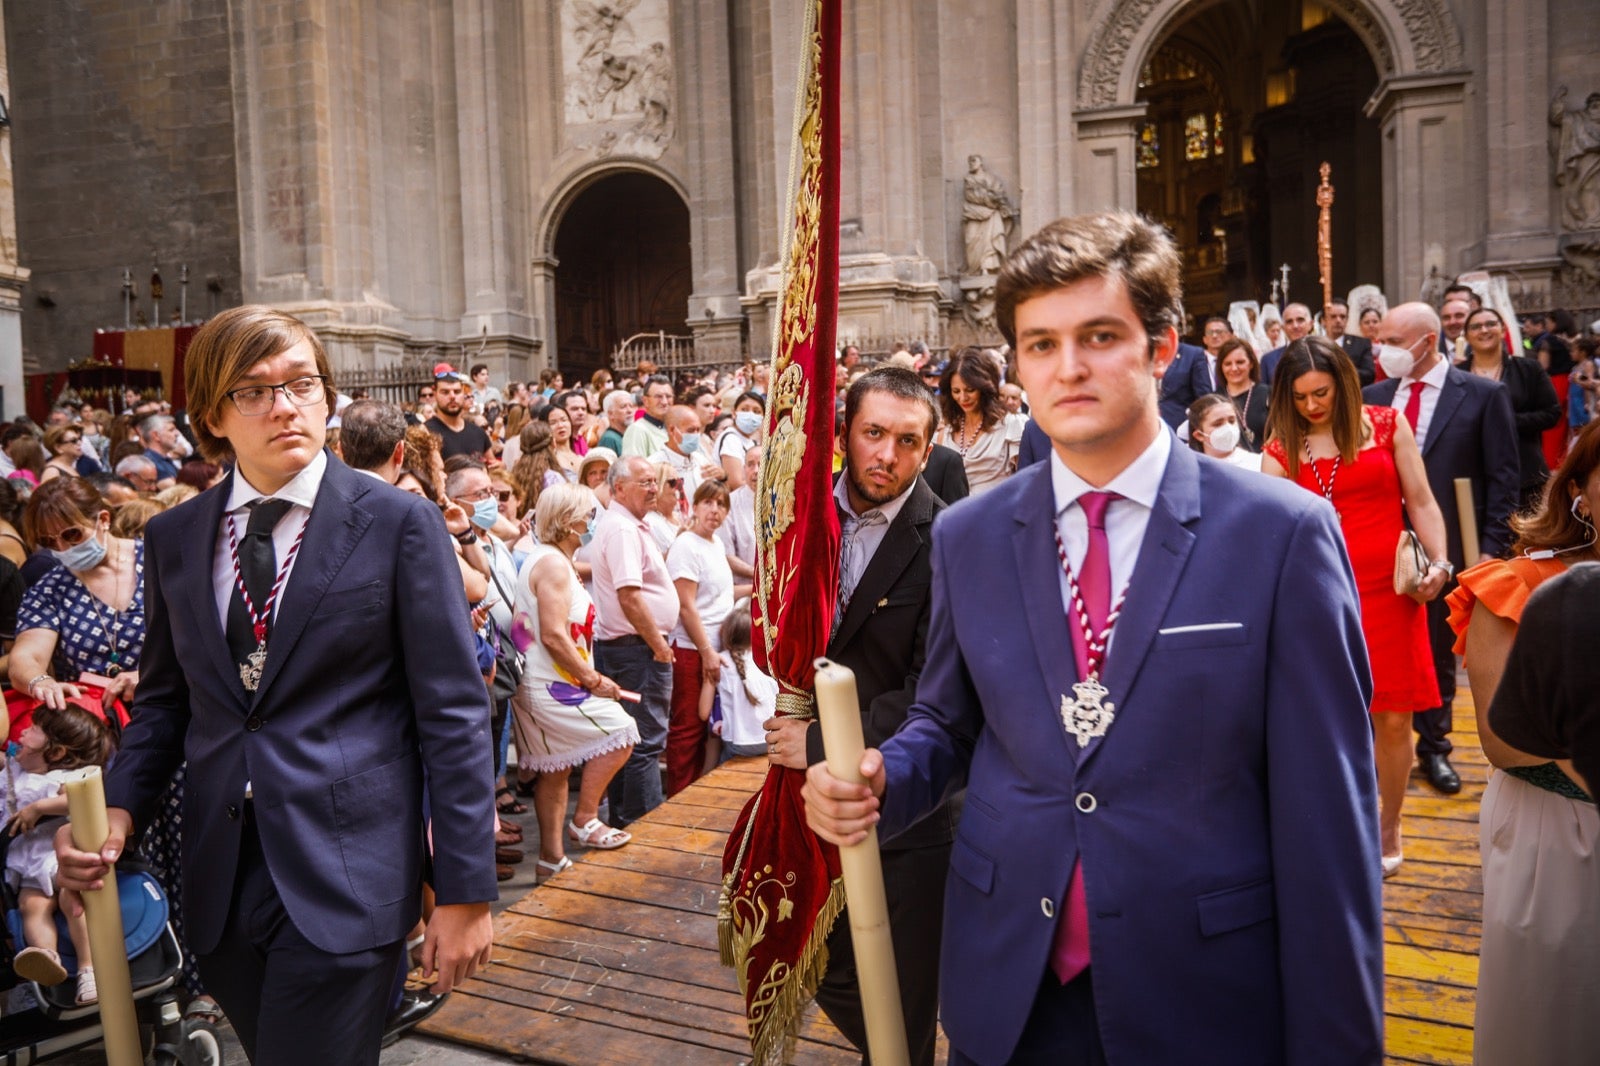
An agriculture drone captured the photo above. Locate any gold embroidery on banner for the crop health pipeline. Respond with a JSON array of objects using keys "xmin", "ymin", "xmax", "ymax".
[{"xmin": 755, "ymin": 365, "xmax": 810, "ymax": 659}]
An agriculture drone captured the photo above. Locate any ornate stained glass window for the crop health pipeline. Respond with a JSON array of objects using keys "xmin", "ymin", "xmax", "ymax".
[
  {"xmin": 1213, "ymin": 111, "xmax": 1224, "ymax": 157},
  {"xmin": 1137, "ymin": 122, "xmax": 1159, "ymax": 169},
  {"xmin": 1185, "ymin": 113, "xmax": 1209, "ymax": 160}
]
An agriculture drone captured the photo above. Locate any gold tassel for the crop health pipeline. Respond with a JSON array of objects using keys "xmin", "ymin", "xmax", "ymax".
[{"xmin": 748, "ymin": 877, "xmax": 846, "ymax": 1066}]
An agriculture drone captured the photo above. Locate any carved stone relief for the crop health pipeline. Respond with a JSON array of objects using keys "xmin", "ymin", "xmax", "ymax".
[
  {"xmin": 961, "ymin": 155, "xmax": 1018, "ymax": 277},
  {"xmin": 562, "ymin": 0, "xmax": 674, "ymax": 160},
  {"xmin": 1075, "ymin": 0, "xmax": 1464, "ymax": 109}
]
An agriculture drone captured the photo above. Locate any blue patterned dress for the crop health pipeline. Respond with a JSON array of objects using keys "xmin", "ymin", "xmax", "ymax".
[{"xmin": 15, "ymin": 541, "xmax": 202, "ymax": 995}]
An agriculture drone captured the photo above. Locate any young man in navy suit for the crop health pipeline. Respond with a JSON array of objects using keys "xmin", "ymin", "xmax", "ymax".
[
  {"xmin": 805, "ymin": 213, "xmax": 1383, "ymax": 1065},
  {"xmin": 56, "ymin": 307, "xmax": 496, "ymax": 1066}
]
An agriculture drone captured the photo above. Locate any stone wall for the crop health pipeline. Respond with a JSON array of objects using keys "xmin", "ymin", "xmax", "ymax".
[{"xmin": 5, "ymin": 0, "xmax": 241, "ymax": 370}]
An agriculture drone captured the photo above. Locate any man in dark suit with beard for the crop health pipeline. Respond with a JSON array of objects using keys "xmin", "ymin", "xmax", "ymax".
[
  {"xmin": 1326, "ymin": 298, "xmax": 1376, "ymax": 386},
  {"xmin": 763, "ymin": 365, "xmax": 950, "ymax": 1066}
]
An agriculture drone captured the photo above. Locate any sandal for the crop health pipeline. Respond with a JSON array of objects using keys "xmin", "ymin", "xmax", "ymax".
[
  {"xmin": 184, "ymin": 995, "xmax": 224, "ymax": 1023},
  {"xmin": 495, "ymin": 786, "xmax": 527, "ymax": 815},
  {"xmin": 515, "ymin": 775, "xmax": 538, "ymax": 798},
  {"xmin": 566, "ymin": 818, "xmax": 631, "ymax": 850},
  {"xmin": 535, "ymin": 855, "xmax": 573, "ymax": 883},
  {"xmin": 75, "ymin": 968, "xmax": 97, "ymax": 1006},
  {"xmin": 495, "ymin": 846, "xmax": 525, "ymax": 865},
  {"xmin": 13, "ymin": 946, "xmax": 67, "ymax": 987}
]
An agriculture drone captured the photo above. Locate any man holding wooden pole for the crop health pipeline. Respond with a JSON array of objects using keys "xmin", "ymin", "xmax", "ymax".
[
  {"xmin": 1365, "ymin": 302, "xmax": 1520, "ymax": 795},
  {"xmin": 805, "ymin": 211, "xmax": 1385, "ymax": 1065}
]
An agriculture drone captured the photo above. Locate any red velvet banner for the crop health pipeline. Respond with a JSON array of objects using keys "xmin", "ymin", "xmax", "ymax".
[{"xmin": 718, "ymin": 0, "xmax": 843, "ymax": 1061}]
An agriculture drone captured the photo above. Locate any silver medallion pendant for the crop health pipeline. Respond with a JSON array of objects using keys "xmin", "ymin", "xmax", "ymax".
[
  {"xmin": 1061, "ymin": 677, "xmax": 1115, "ymax": 748},
  {"xmin": 240, "ymin": 643, "xmax": 268, "ymax": 692}
]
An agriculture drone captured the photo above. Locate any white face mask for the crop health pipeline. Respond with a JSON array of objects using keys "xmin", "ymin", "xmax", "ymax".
[
  {"xmin": 1205, "ymin": 422, "xmax": 1241, "ymax": 455},
  {"xmin": 1376, "ymin": 338, "xmax": 1424, "ymax": 380}
]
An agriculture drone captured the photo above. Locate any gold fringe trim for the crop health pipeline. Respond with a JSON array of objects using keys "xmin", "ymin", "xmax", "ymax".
[{"xmin": 751, "ymin": 877, "xmax": 846, "ymax": 1066}]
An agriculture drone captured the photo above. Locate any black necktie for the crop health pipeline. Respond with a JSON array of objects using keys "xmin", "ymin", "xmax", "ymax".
[{"xmin": 225, "ymin": 499, "xmax": 294, "ymax": 670}]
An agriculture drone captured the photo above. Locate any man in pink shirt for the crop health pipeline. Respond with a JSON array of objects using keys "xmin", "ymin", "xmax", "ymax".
[{"xmin": 590, "ymin": 454, "xmax": 680, "ymax": 826}]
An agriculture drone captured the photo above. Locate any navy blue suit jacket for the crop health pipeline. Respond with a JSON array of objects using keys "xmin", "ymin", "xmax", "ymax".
[
  {"xmin": 1017, "ymin": 418, "xmax": 1049, "ymax": 469},
  {"xmin": 1364, "ymin": 370, "xmax": 1521, "ymax": 564},
  {"xmin": 106, "ymin": 455, "xmax": 497, "ymax": 955},
  {"xmin": 1260, "ymin": 344, "xmax": 1288, "ymax": 386},
  {"xmin": 877, "ymin": 444, "xmax": 1383, "ymax": 1064},
  {"xmin": 1157, "ymin": 342, "xmax": 1211, "ymax": 427}
]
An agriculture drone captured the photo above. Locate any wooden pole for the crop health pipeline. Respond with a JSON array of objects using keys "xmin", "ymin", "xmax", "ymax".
[
  {"xmin": 1317, "ymin": 162, "xmax": 1335, "ymax": 314},
  {"xmin": 62, "ymin": 767, "xmax": 142, "ymax": 1066},
  {"xmin": 812, "ymin": 658, "xmax": 909, "ymax": 1066},
  {"xmin": 1454, "ymin": 479, "xmax": 1480, "ymax": 568}
]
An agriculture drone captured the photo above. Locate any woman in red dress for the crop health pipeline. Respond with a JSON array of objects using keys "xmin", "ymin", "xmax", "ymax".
[{"xmin": 1263, "ymin": 337, "xmax": 1451, "ymax": 875}]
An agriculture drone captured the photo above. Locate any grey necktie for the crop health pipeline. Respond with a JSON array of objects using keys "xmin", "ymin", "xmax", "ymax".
[{"xmin": 835, "ymin": 508, "xmax": 887, "ymax": 628}]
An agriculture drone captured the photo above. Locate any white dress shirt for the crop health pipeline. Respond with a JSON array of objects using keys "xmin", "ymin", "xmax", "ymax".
[
  {"xmin": 1050, "ymin": 428, "xmax": 1173, "ymax": 655},
  {"xmin": 212, "ymin": 450, "xmax": 327, "ymax": 629},
  {"xmin": 1391, "ymin": 356, "xmax": 1450, "ymax": 451}
]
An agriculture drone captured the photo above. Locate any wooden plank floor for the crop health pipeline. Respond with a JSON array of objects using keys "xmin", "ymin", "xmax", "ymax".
[{"xmin": 423, "ymin": 688, "xmax": 1486, "ymax": 1065}]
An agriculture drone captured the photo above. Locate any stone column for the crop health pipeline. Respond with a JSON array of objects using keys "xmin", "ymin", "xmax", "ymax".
[
  {"xmin": 1475, "ymin": 0, "xmax": 1558, "ymax": 280},
  {"xmin": 452, "ymin": 0, "xmax": 537, "ymax": 378},
  {"xmin": 0, "ymin": 1, "xmax": 28, "ymax": 419},
  {"xmin": 675, "ymin": 0, "xmax": 744, "ymax": 361},
  {"xmin": 1366, "ymin": 73, "xmax": 1470, "ymax": 303},
  {"xmin": 1015, "ymin": 0, "xmax": 1077, "ymax": 230},
  {"xmin": 1070, "ymin": 105, "xmax": 1146, "ymax": 214}
]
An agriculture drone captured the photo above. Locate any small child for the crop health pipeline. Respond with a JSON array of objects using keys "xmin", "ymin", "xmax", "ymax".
[
  {"xmin": 5, "ymin": 704, "xmax": 116, "ymax": 1006},
  {"xmin": 705, "ymin": 601, "xmax": 778, "ymax": 761}
]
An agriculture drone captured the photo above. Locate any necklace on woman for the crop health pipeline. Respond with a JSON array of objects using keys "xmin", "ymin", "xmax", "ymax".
[
  {"xmin": 1304, "ymin": 440, "xmax": 1341, "ymax": 520},
  {"xmin": 1472, "ymin": 359, "xmax": 1504, "ymax": 382},
  {"xmin": 954, "ymin": 417, "xmax": 981, "ymax": 456},
  {"xmin": 82, "ymin": 542, "xmax": 128, "ymax": 676}
]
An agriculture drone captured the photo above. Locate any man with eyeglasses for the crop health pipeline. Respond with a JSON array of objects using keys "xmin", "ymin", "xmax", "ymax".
[
  {"xmin": 54, "ymin": 306, "xmax": 496, "ymax": 1066},
  {"xmin": 621, "ymin": 375, "xmax": 675, "ymax": 458},
  {"xmin": 424, "ymin": 366, "xmax": 492, "ymax": 462},
  {"xmin": 114, "ymin": 455, "xmax": 160, "ymax": 495},
  {"xmin": 589, "ymin": 454, "xmax": 678, "ymax": 827}
]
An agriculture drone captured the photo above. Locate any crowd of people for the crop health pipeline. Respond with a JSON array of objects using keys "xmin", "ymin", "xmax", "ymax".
[{"xmin": 0, "ymin": 219, "xmax": 1588, "ymax": 1063}]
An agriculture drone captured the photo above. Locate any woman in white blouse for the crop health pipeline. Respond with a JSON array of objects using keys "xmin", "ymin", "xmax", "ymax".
[{"xmin": 932, "ymin": 347, "xmax": 1023, "ymax": 495}]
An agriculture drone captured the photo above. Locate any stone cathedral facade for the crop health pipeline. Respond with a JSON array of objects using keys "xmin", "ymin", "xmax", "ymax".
[{"xmin": 5, "ymin": 0, "xmax": 1599, "ymax": 387}]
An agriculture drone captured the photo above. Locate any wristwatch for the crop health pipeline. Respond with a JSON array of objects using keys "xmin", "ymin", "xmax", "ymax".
[
  {"xmin": 1428, "ymin": 559, "xmax": 1454, "ymax": 577},
  {"xmin": 455, "ymin": 529, "xmax": 478, "ymax": 546}
]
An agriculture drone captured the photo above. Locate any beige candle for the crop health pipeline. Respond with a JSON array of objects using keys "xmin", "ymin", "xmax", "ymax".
[
  {"xmin": 1454, "ymin": 478, "xmax": 1480, "ymax": 568},
  {"xmin": 812, "ymin": 658, "xmax": 909, "ymax": 1066},
  {"xmin": 62, "ymin": 767, "xmax": 142, "ymax": 1066}
]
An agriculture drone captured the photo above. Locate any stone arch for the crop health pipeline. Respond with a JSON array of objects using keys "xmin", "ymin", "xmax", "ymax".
[
  {"xmin": 1075, "ymin": 0, "xmax": 1465, "ymax": 110},
  {"xmin": 534, "ymin": 157, "xmax": 691, "ymax": 261}
]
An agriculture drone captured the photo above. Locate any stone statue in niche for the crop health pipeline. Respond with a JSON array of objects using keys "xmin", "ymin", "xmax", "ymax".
[
  {"xmin": 563, "ymin": 0, "xmax": 673, "ymax": 159},
  {"xmin": 961, "ymin": 155, "xmax": 1017, "ymax": 277},
  {"xmin": 1550, "ymin": 86, "xmax": 1600, "ymax": 230}
]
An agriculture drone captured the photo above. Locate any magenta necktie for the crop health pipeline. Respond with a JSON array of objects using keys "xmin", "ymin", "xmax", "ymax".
[{"xmin": 1050, "ymin": 489, "xmax": 1118, "ymax": 984}]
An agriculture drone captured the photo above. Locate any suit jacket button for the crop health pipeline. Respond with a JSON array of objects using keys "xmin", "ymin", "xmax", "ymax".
[
  {"xmin": 226, "ymin": 804, "xmax": 239, "ymax": 820},
  {"xmin": 1075, "ymin": 792, "xmax": 1097, "ymax": 813},
  {"xmin": 1041, "ymin": 897, "xmax": 1055, "ymax": 919},
  {"xmin": 244, "ymin": 714, "xmax": 263, "ymax": 732}
]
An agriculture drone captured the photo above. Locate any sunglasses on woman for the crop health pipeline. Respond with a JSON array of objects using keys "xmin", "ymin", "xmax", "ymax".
[{"xmin": 35, "ymin": 523, "xmax": 96, "ymax": 552}]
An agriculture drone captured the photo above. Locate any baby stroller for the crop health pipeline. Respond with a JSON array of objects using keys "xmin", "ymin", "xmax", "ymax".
[{"xmin": 0, "ymin": 815, "xmax": 220, "ymax": 1065}]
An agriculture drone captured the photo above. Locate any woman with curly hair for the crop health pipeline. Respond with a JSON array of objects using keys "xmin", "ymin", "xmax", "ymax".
[
  {"xmin": 402, "ymin": 423, "xmax": 446, "ymax": 500},
  {"xmin": 932, "ymin": 347, "xmax": 1022, "ymax": 494},
  {"xmin": 509, "ymin": 420, "xmax": 565, "ymax": 515}
]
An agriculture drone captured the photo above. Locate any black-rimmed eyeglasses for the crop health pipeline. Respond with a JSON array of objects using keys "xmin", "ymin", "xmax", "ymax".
[{"xmin": 226, "ymin": 375, "xmax": 328, "ymax": 416}]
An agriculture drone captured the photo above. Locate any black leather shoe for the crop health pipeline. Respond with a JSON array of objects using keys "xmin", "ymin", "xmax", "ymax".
[
  {"xmin": 382, "ymin": 989, "xmax": 446, "ymax": 1048},
  {"xmin": 1419, "ymin": 753, "xmax": 1461, "ymax": 795}
]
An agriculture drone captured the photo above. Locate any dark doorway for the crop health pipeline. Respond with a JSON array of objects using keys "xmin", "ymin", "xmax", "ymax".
[
  {"xmin": 1135, "ymin": 2, "xmax": 1382, "ymax": 326},
  {"xmin": 553, "ymin": 172, "xmax": 692, "ymax": 379}
]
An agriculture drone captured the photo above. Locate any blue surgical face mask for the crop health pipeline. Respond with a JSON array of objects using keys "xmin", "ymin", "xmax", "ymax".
[
  {"xmin": 734, "ymin": 411, "xmax": 762, "ymax": 436},
  {"xmin": 470, "ymin": 496, "xmax": 500, "ymax": 530},
  {"xmin": 578, "ymin": 513, "xmax": 598, "ymax": 546},
  {"xmin": 680, "ymin": 433, "xmax": 703, "ymax": 454},
  {"xmin": 53, "ymin": 528, "xmax": 107, "ymax": 572}
]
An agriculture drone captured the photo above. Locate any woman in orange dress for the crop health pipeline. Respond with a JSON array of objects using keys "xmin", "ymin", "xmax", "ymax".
[
  {"xmin": 1445, "ymin": 419, "xmax": 1600, "ymax": 1065},
  {"xmin": 1263, "ymin": 337, "xmax": 1450, "ymax": 875}
]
